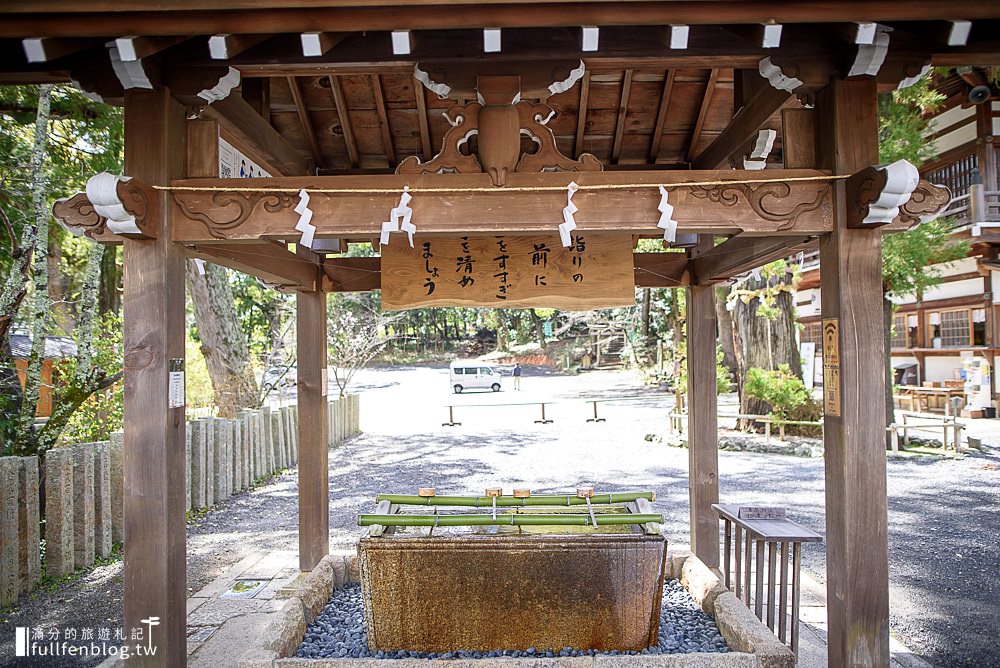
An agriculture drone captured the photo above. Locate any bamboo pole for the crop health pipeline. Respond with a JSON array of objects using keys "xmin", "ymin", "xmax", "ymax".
[
  {"xmin": 375, "ymin": 491, "xmax": 655, "ymax": 507},
  {"xmin": 357, "ymin": 512, "xmax": 663, "ymax": 527}
]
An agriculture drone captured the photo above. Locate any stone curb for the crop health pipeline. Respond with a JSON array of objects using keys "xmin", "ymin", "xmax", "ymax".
[
  {"xmin": 712, "ymin": 593, "xmax": 793, "ymax": 668},
  {"xmin": 679, "ymin": 554, "xmax": 729, "ymax": 617}
]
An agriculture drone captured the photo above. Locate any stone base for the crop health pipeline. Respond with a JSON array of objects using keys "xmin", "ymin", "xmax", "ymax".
[{"xmin": 239, "ymin": 550, "xmax": 793, "ymax": 668}]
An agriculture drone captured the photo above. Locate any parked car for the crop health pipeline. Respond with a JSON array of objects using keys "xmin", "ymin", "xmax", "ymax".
[
  {"xmin": 261, "ymin": 365, "xmax": 297, "ymax": 394},
  {"xmin": 449, "ymin": 360, "xmax": 503, "ymax": 393}
]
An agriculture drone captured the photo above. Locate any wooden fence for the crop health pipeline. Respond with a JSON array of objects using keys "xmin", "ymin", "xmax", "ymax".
[{"xmin": 0, "ymin": 394, "xmax": 360, "ymax": 606}]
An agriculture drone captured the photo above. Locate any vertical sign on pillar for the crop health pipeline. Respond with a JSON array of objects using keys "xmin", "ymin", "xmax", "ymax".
[
  {"xmin": 822, "ymin": 319, "xmax": 840, "ymax": 416},
  {"xmin": 168, "ymin": 359, "xmax": 185, "ymax": 409}
]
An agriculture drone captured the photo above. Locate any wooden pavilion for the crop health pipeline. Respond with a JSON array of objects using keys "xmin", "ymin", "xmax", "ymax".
[{"xmin": 3, "ymin": 2, "xmax": 1000, "ymax": 666}]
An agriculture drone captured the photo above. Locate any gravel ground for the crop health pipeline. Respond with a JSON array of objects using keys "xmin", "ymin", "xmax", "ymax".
[
  {"xmin": 296, "ymin": 580, "xmax": 728, "ymax": 659},
  {"xmin": 2, "ymin": 364, "xmax": 998, "ymax": 667}
]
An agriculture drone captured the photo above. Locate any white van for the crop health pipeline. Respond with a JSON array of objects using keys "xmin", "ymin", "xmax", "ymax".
[{"xmin": 449, "ymin": 360, "xmax": 504, "ymax": 393}]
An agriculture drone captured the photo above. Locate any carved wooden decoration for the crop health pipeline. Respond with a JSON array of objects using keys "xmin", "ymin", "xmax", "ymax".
[
  {"xmin": 397, "ymin": 75, "xmax": 602, "ymax": 187},
  {"xmin": 380, "ymin": 234, "xmax": 634, "ymax": 311},
  {"xmin": 52, "ymin": 172, "xmax": 158, "ymax": 242},
  {"xmin": 898, "ymin": 180, "xmax": 952, "ymax": 227},
  {"xmin": 846, "ymin": 160, "xmax": 930, "ymax": 229}
]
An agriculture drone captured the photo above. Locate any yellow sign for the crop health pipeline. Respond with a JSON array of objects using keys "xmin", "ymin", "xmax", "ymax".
[
  {"xmin": 380, "ymin": 234, "xmax": 635, "ymax": 311},
  {"xmin": 822, "ymin": 318, "xmax": 841, "ymax": 417}
]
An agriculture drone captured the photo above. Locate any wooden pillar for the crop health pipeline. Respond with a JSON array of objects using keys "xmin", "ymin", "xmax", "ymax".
[
  {"xmin": 122, "ymin": 88, "xmax": 187, "ymax": 666},
  {"xmin": 297, "ymin": 276, "xmax": 329, "ymax": 571},
  {"xmin": 686, "ymin": 239, "xmax": 720, "ymax": 568},
  {"xmin": 816, "ymin": 77, "xmax": 890, "ymax": 668}
]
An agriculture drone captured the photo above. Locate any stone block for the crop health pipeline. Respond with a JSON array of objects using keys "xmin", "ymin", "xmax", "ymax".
[
  {"xmin": 240, "ymin": 411, "xmax": 252, "ymax": 490},
  {"xmin": 430, "ymin": 659, "xmax": 591, "ymax": 668},
  {"xmin": 44, "ymin": 448, "xmax": 75, "ymax": 577},
  {"xmin": 346, "ymin": 553, "xmax": 360, "ymax": 584},
  {"xmin": 260, "ymin": 406, "xmax": 273, "ymax": 475},
  {"xmin": 713, "ymin": 592, "xmax": 794, "ymax": 668},
  {"xmin": 185, "ymin": 424, "xmax": 192, "ymax": 511},
  {"xmin": 238, "ymin": 648, "xmax": 280, "ymax": 668},
  {"xmin": 0, "ymin": 458, "xmax": 19, "ymax": 606},
  {"xmin": 680, "ymin": 553, "xmax": 729, "ymax": 616},
  {"xmin": 203, "ymin": 417, "xmax": 216, "ymax": 506},
  {"xmin": 214, "ymin": 418, "xmax": 229, "ymax": 503},
  {"xmin": 297, "ymin": 556, "xmax": 335, "ymax": 622},
  {"xmin": 108, "ymin": 431, "xmax": 124, "ymax": 544},
  {"xmin": 190, "ymin": 419, "xmax": 208, "ymax": 508},
  {"xmin": 271, "ymin": 410, "xmax": 285, "ymax": 471},
  {"xmin": 594, "ymin": 655, "xmax": 755, "ymax": 668},
  {"xmin": 231, "ymin": 418, "xmax": 242, "ymax": 493},
  {"xmin": 330, "ymin": 555, "xmax": 347, "ymax": 589},
  {"xmin": 262, "ymin": 597, "xmax": 307, "ymax": 657},
  {"xmin": 279, "ymin": 406, "xmax": 291, "ymax": 467},
  {"xmin": 93, "ymin": 442, "xmax": 113, "ymax": 559},
  {"xmin": 17, "ymin": 456, "xmax": 40, "ymax": 594},
  {"xmin": 72, "ymin": 443, "xmax": 96, "ymax": 569}
]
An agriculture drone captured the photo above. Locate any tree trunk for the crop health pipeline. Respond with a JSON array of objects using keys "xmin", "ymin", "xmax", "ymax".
[
  {"xmin": 530, "ymin": 309, "xmax": 546, "ymax": 349},
  {"xmin": 11, "ymin": 85, "xmax": 54, "ymax": 455},
  {"xmin": 185, "ymin": 261, "xmax": 259, "ymax": 418},
  {"xmin": 884, "ymin": 295, "xmax": 895, "ymax": 449},
  {"xmin": 641, "ymin": 288, "xmax": 652, "ymax": 345},
  {"xmin": 47, "ymin": 231, "xmax": 74, "ymax": 334},
  {"xmin": 715, "ymin": 286, "xmax": 738, "ymax": 383},
  {"xmin": 98, "ymin": 245, "xmax": 121, "ymax": 315},
  {"xmin": 732, "ymin": 270, "xmax": 802, "ymax": 427}
]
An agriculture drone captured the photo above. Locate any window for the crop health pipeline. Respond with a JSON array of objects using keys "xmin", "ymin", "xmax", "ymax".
[
  {"xmin": 453, "ymin": 368, "xmax": 465, "ymax": 375},
  {"xmin": 927, "ymin": 308, "xmax": 987, "ymax": 348},
  {"xmin": 800, "ymin": 322, "xmax": 822, "ymax": 346},
  {"xmin": 463, "ymin": 368, "xmax": 478, "ymax": 375},
  {"xmin": 891, "ymin": 313, "xmax": 919, "ymax": 349}
]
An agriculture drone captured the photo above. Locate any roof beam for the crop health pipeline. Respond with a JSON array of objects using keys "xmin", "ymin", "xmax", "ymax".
[
  {"xmin": 328, "ymin": 74, "xmax": 360, "ymax": 169},
  {"xmin": 692, "ymin": 80, "xmax": 791, "ymax": 169},
  {"xmin": 413, "ymin": 77, "xmax": 433, "ymax": 161},
  {"xmin": 691, "ymin": 235, "xmax": 817, "ymax": 284},
  {"xmin": 187, "ymin": 241, "xmax": 321, "ymax": 291},
  {"xmin": 300, "ymin": 31, "xmax": 348, "ymax": 57},
  {"xmin": 687, "ymin": 69, "xmax": 720, "ymax": 163},
  {"xmin": 574, "ymin": 70, "xmax": 591, "ymax": 159},
  {"xmin": 201, "ymin": 94, "xmax": 310, "ymax": 176},
  {"xmin": 611, "ymin": 69, "xmax": 633, "ymax": 165},
  {"xmin": 371, "ymin": 74, "xmax": 396, "ymax": 167},
  {"xmin": 22, "ymin": 36, "xmax": 101, "ymax": 63},
  {"xmin": 208, "ymin": 33, "xmax": 268, "ymax": 60},
  {"xmin": 114, "ymin": 35, "xmax": 186, "ymax": 61},
  {"xmin": 649, "ymin": 69, "xmax": 676, "ymax": 162},
  {"xmin": 287, "ymin": 76, "xmax": 323, "ymax": 170},
  {"xmin": 634, "ymin": 252, "xmax": 690, "ymax": 287},
  {"xmin": 169, "ymin": 169, "xmax": 837, "ymax": 243}
]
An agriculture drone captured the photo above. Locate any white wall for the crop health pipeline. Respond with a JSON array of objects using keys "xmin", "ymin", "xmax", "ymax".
[
  {"xmin": 794, "ymin": 287, "xmax": 820, "ymax": 318},
  {"xmin": 927, "ymin": 105, "xmax": 976, "ymax": 156},
  {"xmin": 924, "ymin": 356, "xmax": 965, "ymax": 383}
]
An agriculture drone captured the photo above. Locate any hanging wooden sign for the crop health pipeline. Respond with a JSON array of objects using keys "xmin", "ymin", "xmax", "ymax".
[
  {"xmin": 380, "ymin": 234, "xmax": 635, "ymax": 311},
  {"xmin": 822, "ymin": 318, "xmax": 841, "ymax": 417}
]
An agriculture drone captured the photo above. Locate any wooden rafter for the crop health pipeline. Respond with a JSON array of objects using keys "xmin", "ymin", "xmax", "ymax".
[
  {"xmin": 611, "ymin": 68, "xmax": 633, "ymax": 165},
  {"xmin": 22, "ymin": 36, "xmax": 102, "ymax": 63},
  {"xmin": 329, "ymin": 74, "xmax": 360, "ymax": 168},
  {"xmin": 187, "ymin": 241, "xmax": 320, "ymax": 291},
  {"xmin": 687, "ymin": 68, "xmax": 719, "ymax": 163},
  {"xmin": 575, "ymin": 70, "xmax": 591, "ymax": 159},
  {"xmin": 201, "ymin": 95, "xmax": 309, "ymax": 176},
  {"xmin": 114, "ymin": 35, "xmax": 186, "ymax": 61},
  {"xmin": 371, "ymin": 73, "xmax": 396, "ymax": 167},
  {"xmin": 413, "ymin": 77, "xmax": 433, "ymax": 161},
  {"xmin": 690, "ymin": 235, "xmax": 816, "ymax": 284},
  {"xmin": 692, "ymin": 83, "xmax": 790, "ymax": 170},
  {"xmin": 287, "ymin": 76, "xmax": 323, "ymax": 170},
  {"xmin": 648, "ymin": 69, "xmax": 675, "ymax": 163},
  {"xmin": 208, "ymin": 33, "xmax": 268, "ymax": 60}
]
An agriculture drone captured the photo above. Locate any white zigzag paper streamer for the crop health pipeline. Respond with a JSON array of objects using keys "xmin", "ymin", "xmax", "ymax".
[
  {"xmin": 294, "ymin": 189, "xmax": 316, "ymax": 248},
  {"xmin": 193, "ymin": 258, "xmax": 207, "ymax": 275},
  {"xmin": 380, "ymin": 187, "xmax": 415, "ymax": 247},
  {"xmin": 559, "ymin": 182, "xmax": 579, "ymax": 248},
  {"xmin": 656, "ymin": 185, "xmax": 678, "ymax": 243}
]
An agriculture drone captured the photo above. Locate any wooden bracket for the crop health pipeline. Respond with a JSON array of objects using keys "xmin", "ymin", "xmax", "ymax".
[
  {"xmin": 53, "ymin": 173, "xmax": 159, "ymax": 242},
  {"xmin": 847, "ymin": 161, "xmax": 951, "ymax": 230}
]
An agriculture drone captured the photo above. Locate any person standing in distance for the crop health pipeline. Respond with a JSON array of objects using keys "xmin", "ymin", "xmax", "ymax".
[{"xmin": 512, "ymin": 363, "xmax": 522, "ymax": 390}]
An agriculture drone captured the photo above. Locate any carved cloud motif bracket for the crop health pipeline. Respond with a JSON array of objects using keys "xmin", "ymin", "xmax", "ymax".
[
  {"xmin": 397, "ymin": 76, "xmax": 602, "ymax": 187},
  {"xmin": 687, "ymin": 180, "xmax": 828, "ymax": 231},
  {"xmin": 53, "ymin": 173, "xmax": 159, "ymax": 242},
  {"xmin": 847, "ymin": 160, "xmax": 950, "ymax": 229}
]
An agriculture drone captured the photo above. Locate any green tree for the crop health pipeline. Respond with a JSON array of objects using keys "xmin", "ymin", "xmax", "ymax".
[{"xmin": 877, "ymin": 73, "xmax": 970, "ymax": 439}]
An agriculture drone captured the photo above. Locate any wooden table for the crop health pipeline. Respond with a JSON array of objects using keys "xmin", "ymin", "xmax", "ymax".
[
  {"xmin": 896, "ymin": 385, "xmax": 966, "ymax": 414},
  {"xmin": 713, "ymin": 504, "xmax": 822, "ymax": 655}
]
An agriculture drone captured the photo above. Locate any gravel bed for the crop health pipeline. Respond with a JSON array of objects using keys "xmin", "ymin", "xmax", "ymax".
[{"xmin": 295, "ymin": 580, "xmax": 729, "ymax": 659}]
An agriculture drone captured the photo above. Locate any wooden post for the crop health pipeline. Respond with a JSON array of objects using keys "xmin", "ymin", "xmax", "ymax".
[
  {"xmin": 297, "ymin": 278, "xmax": 329, "ymax": 571},
  {"xmin": 686, "ymin": 239, "xmax": 720, "ymax": 568},
  {"xmin": 122, "ymin": 87, "xmax": 188, "ymax": 666},
  {"xmin": 817, "ymin": 77, "xmax": 890, "ymax": 668}
]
